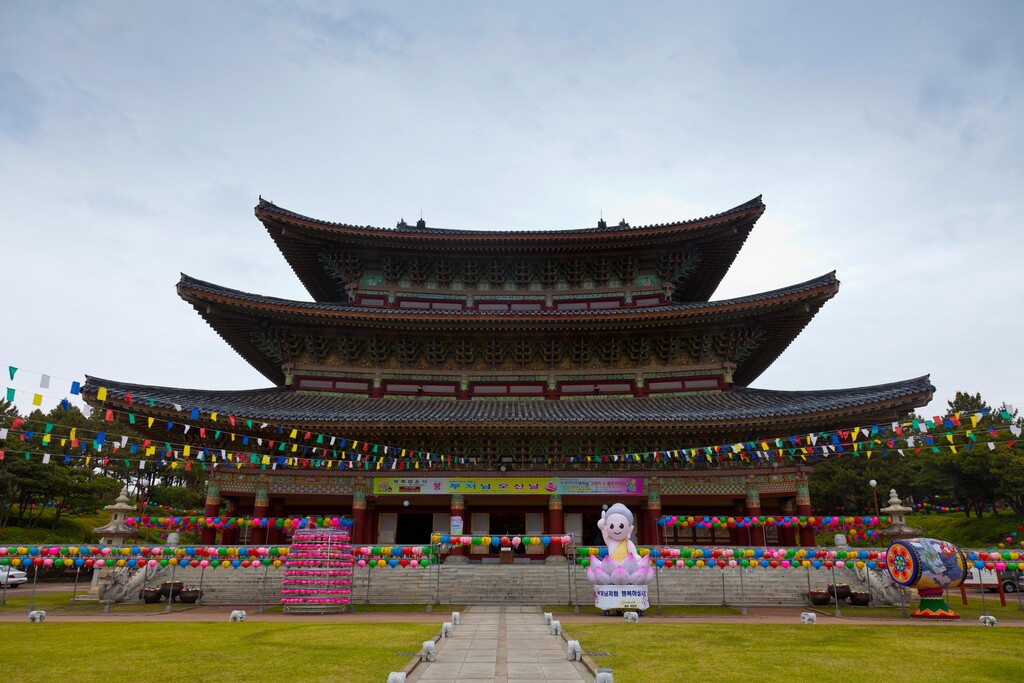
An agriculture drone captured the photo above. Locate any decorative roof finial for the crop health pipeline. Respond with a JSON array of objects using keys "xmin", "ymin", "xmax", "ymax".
[{"xmin": 597, "ymin": 209, "xmax": 606, "ymax": 230}]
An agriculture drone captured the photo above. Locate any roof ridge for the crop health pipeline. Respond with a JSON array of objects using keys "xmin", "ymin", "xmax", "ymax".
[
  {"xmin": 255, "ymin": 195, "xmax": 765, "ymax": 235},
  {"xmin": 80, "ymin": 374, "xmax": 934, "ymax": 424}
]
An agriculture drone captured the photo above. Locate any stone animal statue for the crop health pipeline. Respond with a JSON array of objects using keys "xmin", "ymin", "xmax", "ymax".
[
  {"xmin": 451, "ymin": 610, "xmax": 461, "ymax": 625},
  {"xmin": 623, "ymin": 611, "xmax": 639, "ymax": 623},
  {"xmin": 800, "ymin": 612, "xmax": 817, "ymax": 624},
  {"xmin": 228, "ymin": 610, "xmax": 246, "ymax": 622},
  {"xmin": 420, "ymin": 640, "xmax": 436, "ymax": 662},
  {"xmin": 27, "ymin": 610, "xmax": 46, "ymax": 622},
  {"xmin": 386, "ymin": 673, "xmax": 407, "ymax": 683},
  {"xmin": 566, "ymin": 639, "xmax": 582, "ymax": 661},
  {"xmin": 99, "ymin": 563, "xmax": 168, "ymax": 603},
  {"xmin": 440, "ymin": 621, "xmax": 453, "ymax": 638},
  {"xmin": 543, "ymin": 611, "xmax": 553, "ymax": 625},
  {"xmin": 979, "ymin": 615, "xmax": 998, "ymax": 627},
  {"xmin": 549, "ymin": 619, "xmax": 562, "ymax": 636},
  {"xmin": 595, "ymin": 670, "xmax": 614, "ymax": 683}
]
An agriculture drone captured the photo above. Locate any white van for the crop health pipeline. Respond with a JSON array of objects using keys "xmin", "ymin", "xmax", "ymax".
[{"xmin": 964, "ymin": 567, "xmax": 1021, "ymax": 593}]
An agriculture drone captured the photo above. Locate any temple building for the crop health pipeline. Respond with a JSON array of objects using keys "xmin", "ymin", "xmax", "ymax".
[{"xmin": 83, "ymin": 196, "xmax": 932, "ymax": 558}]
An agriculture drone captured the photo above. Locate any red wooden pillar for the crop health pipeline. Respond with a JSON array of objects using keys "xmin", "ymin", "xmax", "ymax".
[
  {"xmin": 729, "ymin": 501, "xmax": 745, "ymax": 545},
  {"xmin": 796, "ymin": 479, "xmax": 816, "ymax": 547},
  {"xmin": 745, "ymin": 479, "xmax": 765, "ymax": 546},
  {"xmin": 266, "ymin": 499, "xmax": 284, "ymax": 545},
  {"xmin": 352, "ymin": 486, "xmax": 367, "ymax": 545},
  {"xmin": 201, "ymin": 482, "xmax": 220, "ymax": 545},
  {"xmin": 643, "ymin": 491, "xmax": 661, "ymax": 546},
  {"xmin": 546, "ymin": 494, "xmax": 564, "ymax": 562},
  {"xmin": 778, "ymin": 515, "xmax": 798, "ymax": 547},
  {"xmin": 221, "ymin": 498, "xmax": 240, "ymax": 545},
  {"xmin": 447, "ymin": 494, "xmax": 466, "ymax": 562},
  {"xmin": 250, "ymin": 485, "xmax": 269, "ymax": 545}
]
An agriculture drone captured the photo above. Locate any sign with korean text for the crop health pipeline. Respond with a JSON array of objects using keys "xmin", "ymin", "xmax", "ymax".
[{"xmin": 372, "ymin": 476, "xmax": 643, "ymax": 496}]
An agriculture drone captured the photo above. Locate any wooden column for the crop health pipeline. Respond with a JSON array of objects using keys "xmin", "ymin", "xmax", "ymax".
[
  {"xmin": 745, "ymin": 477, "xmax": 765, "ymax": 546},
  {"xmin": 776, "ymin": 498, "xmax": 797, "ymax": 546},
  {"xmin": 642, "ymin": 486, "xmax": 661, "ymax": 546},
  {"xmin": 201, "ymin": 482, "xmax": 220, "ymax": 545},
  {"xmin": 352, "ymin": 485, "xmax": 367, "ymax": 545},
  {"xmin": 545, "ymin": 494, "xmax": 565, "ymax": 562},
  {"xmin": 221, "ymin": 498, "xmax": 240, "ymax": 545},
  {"xmin": 729, "ymin": 501, "xmax": 745, "ymax": 545},
  {"xmin": 266, "ymin": 499, "xmax": 285, "ymax": 545},
  {"xmin": 796, "ymin": 479, "xmax": 816, "ymax": 547},
  {"xmin": 446, "ymin": 493, "xmax": 466, "ymax": 562},
  {"xmin": 250, "ymin": 484, "xmax": 269, "ymax": 545}
]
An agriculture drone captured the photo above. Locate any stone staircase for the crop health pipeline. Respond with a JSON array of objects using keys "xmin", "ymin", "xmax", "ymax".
[{"xmin": 87, "ymin": 560, "xmax": 890, "ymax": 608}]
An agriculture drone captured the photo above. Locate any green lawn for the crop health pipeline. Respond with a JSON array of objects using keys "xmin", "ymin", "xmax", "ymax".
[
  {"xmin": 906, "ymin": 512, "xmax": 1022, "ymax": 549},
  {"xmin": 815, "ymin": 511, "xmax": 1022, "ymax": 549},
  {"xmin": 0, "ymin": 590, "xmax": 195, "ymax": 614},
  {"xmin": 569, "ymin": 624, "xmax": 1024, "ymax": 682},
  {"xmin": 2, "ymin": 590, "xmax": 465, "ymax": 616},
  {"xmin": 828, "ymin": 596, "xmax": 1024, "ymax": 621},
  {"xmin": 262, "ymin": 602, "xmax": 465, "ymax": 614},
  {"xmin": 0, "ymin": 622, "xmax": 439, "ymax": 682},
  {"xmin": 0, "ymin": 510, "xmax": 109, "ymax": 544}
]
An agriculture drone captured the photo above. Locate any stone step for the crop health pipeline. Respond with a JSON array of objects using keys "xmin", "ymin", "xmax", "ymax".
[{"xmin": 91, "ymin": 561, "xmax": 883, "ymax": 606}]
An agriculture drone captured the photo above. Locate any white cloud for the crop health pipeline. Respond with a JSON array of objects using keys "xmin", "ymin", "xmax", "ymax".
[{"xmin": 1, "ymin": 1, "xmax": 1021, "ymax": 421}]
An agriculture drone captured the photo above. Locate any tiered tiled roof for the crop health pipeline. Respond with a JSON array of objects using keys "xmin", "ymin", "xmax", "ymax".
[
  {"xmin": 176, "ymin": 271, "xmax": 840, "ymax": 386},
  {"xmin": 83, "ymin": 375, "xmax": 933, "ymax": 431},
  {"xmin": 256, "ymin": 196, "xmax": 765, "ymax": 303}
]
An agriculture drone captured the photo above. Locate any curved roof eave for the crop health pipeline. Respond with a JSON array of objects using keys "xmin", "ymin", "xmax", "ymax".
[
  {"xmin": 80, "ymin": 375, "xmax": 934, "ymax": 429},
  {"xmin": 175, "ymin": 271, "xmax": 839, "ymax": 325},
  {"xmin": 256, "ymin": 195, "xmax": 766, "ymax": 303},
  {"xmin": 175, "ymin": 271, "xmax": 838, "ymax": 386},
  {"xmin": 255, "ymin": 195, "xmax": 765, "ymax": 240}
]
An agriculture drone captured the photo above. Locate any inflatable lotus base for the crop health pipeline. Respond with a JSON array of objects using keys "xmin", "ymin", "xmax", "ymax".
[{"xmin": 587, "ymin": 553, "xmax": 655, "ymax": 585}]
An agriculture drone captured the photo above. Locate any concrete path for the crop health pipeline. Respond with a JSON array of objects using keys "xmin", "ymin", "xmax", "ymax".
[{"xmin": 409, "ymin": 606, "xmax": 592, "ymax": 683}]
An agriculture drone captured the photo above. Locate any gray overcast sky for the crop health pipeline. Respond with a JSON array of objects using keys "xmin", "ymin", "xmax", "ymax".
[{"xmin": 1, "ymin": 1, "xmax": 1021, "ymax": 421}]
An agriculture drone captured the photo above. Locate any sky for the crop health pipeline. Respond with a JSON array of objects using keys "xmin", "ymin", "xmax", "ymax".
[{"xmin": 1, "ymin": 1, "xmax": 1022, "ymax": 420}]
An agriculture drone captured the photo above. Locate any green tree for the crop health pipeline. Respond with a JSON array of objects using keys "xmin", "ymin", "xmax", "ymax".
[
  {"xmin": 990, "ymin": 402, "xmax": 1024, "ymax": 517},
  {"xmin": 936, "ymin": 392, "xmax": 1002, "ymax": 517}
]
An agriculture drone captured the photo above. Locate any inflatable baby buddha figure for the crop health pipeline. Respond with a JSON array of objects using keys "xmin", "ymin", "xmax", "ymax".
[{"xmin": 598, "ymin": 503, "xmax": 638, "ymax": 562}]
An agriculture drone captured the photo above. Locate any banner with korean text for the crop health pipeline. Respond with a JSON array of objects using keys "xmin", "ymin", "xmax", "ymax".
[{"xmin": 372, "ymin": 476, "xmax": 643, "ymax": 496}]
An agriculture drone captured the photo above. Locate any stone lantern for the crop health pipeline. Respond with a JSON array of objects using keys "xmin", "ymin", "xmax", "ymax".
[
  {"xmin": 877, "ymin": 489, "xmax": 921, "ymax": 540},
  {"xmin": 93, "ymin": 487, "xmax": 136, "ymax": 546}
]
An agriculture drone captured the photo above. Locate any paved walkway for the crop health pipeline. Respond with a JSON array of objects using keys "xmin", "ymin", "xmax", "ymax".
[{"xmin": 409, "ymin": 606, "xmax": 592, "ymax": 683}]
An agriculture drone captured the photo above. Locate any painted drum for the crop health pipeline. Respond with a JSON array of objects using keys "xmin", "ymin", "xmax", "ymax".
[{"xmin": 886, "ymin": 538, "xmax": 967, "ymax": 590}]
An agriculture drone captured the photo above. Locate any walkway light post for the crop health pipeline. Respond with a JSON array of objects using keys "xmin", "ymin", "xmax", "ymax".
[{"xmin": 869, "ymin": 480, "xmax": 880, "ymax": 518}]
